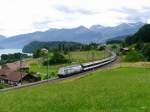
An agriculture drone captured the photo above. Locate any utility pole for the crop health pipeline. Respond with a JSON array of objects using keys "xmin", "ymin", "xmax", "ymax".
[
  {"xmin": 20, "ymin": 55, "xmax": 23, "ymax": 85},
  {"xmin": 41, "ymin": 48, "xmax": 49, "ymax": 80},
  {"xmin": 104, "ymin": 48, "xmax": 106, "ymax": 59},
  {"xmin": 68, "ymin": 47, "xmax": 71, "ymax": 64},
  {"xmin": 47, "ymin": 54, "xmax": 49, "ymax": 80}
]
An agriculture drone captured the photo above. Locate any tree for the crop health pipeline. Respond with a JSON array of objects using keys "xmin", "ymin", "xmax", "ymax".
[
  {"xmin": 124, "ymin": 51, "xmax": 144, "ymax": 62},
  {"xmin": 43, "ymin": 50, "xmax": 69, "ymax": 65},
  {"xmin": 143, "ymin": 44, "xmax": 150, "ymax": 60},
  {"xmin": 125, "ymin": 24, "xmax": 150, "ymax": 45},
  {"xmin": 0, "ymin": 53, "xmax": 29, "ymax": 65},
  {"xmin": 33, "ymin": 49, "xmax": 46, "ymax": 58},
  {"xmin": 135, "ymin": 42, "xmax": 144, "ymax": 51},
  {"xmin": 98, "ymin": 46, "xmax": 105, "ymax": 51},
  {"xmin": 111, "ymin": 45, "xmax": 117, "ymax": 49}
]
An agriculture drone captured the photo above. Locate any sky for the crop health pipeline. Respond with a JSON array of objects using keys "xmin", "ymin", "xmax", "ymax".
[{"xmin": 0, "ymin": 0, "xmax": 150, "ymax": 37}]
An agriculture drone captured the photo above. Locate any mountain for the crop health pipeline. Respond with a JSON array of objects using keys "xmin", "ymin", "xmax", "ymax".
[
  {"xmin": 0, "ymin": 35, "xmax": 6, "ymax": 49},
  {"xmin": 126, "ymin": 24, "xmax": 150, "ymax": 44},
  {"xmin": 0, "ymin": 35, "xmax": 6, "ymax": 41},
  {"xmin": 22, "ymin": 41, "xmax": 84, "ymax": 53},
  {"xmin": 107, "ymin": 35, "xmax": 130, "ymax": 42},
  {"xmin": 0, "ymin": 26, "xmax": 102, "ymax": 48},
  {"xmin": 90, "ymin": 22, "xmax": 144, "ymax": 39},
  {"xmin": 0, "ymin": 22, "xmax": 145, "ymax": 48}
]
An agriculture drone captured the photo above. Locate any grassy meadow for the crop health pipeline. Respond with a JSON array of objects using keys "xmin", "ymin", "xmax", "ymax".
[
  {"xmin": 1, "ymin": 66, "xmax": 150, "ymax": 111},
  {"xmin": 28, "ymin": 50, "xmax": 107, "ymax": 78}
]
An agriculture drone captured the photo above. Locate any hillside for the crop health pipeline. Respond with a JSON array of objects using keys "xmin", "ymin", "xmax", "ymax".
[
  {"xmin": 1, "ymin": 67, "xmax": 150, "ymax": 111},
  {"xmin": 0, "ymin": 22, "xmax": 144, "ymax": 48},
  {"xmin": 126, "ymin": 24, "xmax": 150, "ymax": 44},
  {"xmin": 22, "ymin": 41, "xmax": 84, "ymax": 53}
]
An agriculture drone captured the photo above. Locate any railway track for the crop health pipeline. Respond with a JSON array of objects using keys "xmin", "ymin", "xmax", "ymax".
[{"xmin": 0, "ymin": 51, "xmax": 117, "ymax": 92}]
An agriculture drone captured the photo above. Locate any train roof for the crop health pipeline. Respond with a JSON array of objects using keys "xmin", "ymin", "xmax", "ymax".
[{"xmin": 59, "ymin": 65, "xmax": 82, "ymax": 70}]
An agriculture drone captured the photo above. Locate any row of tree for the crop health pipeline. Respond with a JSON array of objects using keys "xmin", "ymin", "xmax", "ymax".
[
  {"xmin": 0, "ymin": 53, "xmax": 30, "ymax": 65},
  {"xmin": 33, "ymin": 42, "xmax": 106, "ymax": 65}
]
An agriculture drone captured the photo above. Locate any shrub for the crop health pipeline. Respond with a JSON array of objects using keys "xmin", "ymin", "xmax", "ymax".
[
  {"xmin": 143, "ymin": 43, "xmax": 150, "ymax": 60},
  {"xmin": 124, "ymin": 51, "xmax": 144, "ymax": 62},
  {"xmin": 0, "ymin": 84, "xmax": 5, "ymax": 89},
  {"xmin": 43, "ymin": 51, "xmax": 69, "ymax": 65}
]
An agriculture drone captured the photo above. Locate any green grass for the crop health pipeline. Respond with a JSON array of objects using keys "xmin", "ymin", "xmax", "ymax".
[
  {"xmin": 68, "ymin": 50, "xmax": 107, "ymax": 63},
  {"xmin": 29, "ymin": 50, "xmax": 107, "ymax": 78},
  {"xmin": 1, "ymin": 67, "xmax": 150, "ymax": 111},
  {"xmin": 30, "ymin": 63, "xmax": 67, "ymax": 78}
]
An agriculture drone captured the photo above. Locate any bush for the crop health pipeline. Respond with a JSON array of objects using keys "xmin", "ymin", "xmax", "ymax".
[
  {"xmin": 98, "ymin": 46, "xmax": 105, "ymax": 51},
  {"xmin": 33, "ymin": 49, "xmax": 47, "ymax": 58},
  {"xmin": 143, "ymin": 43, "xmax": 150, "ymax": 60},
  {"xmin": 135, "ymin": 42, "xmax": 144, "ymax": 51},
  {"xmin": 124, "ymin": 51, "xmax": 144, "ymax": 62},
  {"xmin": 43, "ymin": 51, "xmax": 69, "ymax": 65},
  {"xmin": 43, "ymin": 74, "xmax": 50, "ymax": 80},
  {"xmin": 111, "ymin": 45, "xmax": 117, "ymax": 49},
  {"xmin": 0, "ymin": 84, "xmax": 6, "ymax": 89}
]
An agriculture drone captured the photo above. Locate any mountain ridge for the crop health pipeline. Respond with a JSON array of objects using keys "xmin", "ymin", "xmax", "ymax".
[{"xmin": 0, "ymin": 22, "xmax": 145, "ymax": 48}]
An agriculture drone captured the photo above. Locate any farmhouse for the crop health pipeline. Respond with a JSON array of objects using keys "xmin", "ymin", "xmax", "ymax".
[
  {"xmin": 0, "ymin": 68, "xmax": 40, "ymax": 86},
  {"xmin": 0, "ymin": 61, "xmax": 40, "ymax": 86},
  {"xmin": 0, "ymin": 68, "xmax": 26, "ymax": 85},
  {"xmin": 3, "ymin": 61, "xmax": 29, "ymax": 71},
  {"xmin": 120, "ymin": 47, "xmax": 130, "ymax": 53}
]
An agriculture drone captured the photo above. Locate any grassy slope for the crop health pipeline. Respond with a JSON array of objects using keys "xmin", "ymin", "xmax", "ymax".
[{"xmin": 1, "ymin": 67, "xmax": 150, "ymax": 112}]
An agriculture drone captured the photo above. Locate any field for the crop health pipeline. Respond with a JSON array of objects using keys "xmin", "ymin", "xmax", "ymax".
[
  {"xmin": 29, "ymin": 50, "xmax": 107, "ymax": 78},
  {"xmin": 1, "ymin": 66, "xmax": 150, "ymax": 111}
]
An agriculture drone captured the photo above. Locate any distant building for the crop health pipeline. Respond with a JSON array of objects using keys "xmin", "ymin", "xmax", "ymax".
[{"xmin": 121, "ymin": 47, "xmax": 130, "ymax": 52}]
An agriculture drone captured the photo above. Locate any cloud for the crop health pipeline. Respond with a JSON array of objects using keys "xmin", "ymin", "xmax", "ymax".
[
  {"xmin": 55, "ymin": 5, "xmax": 97, "ymax": 15},
  {"xmin": 112, "ymin": 7, "xmax": 139, "ymax": 14},
  {"xmin": 0, "ymin": 0, "xmax": 150, "ymax": 36},
  {"xmin": 33, "ymin": 20, "xmax": 51, "ymax": 30},
  {"xmin": 112, "ymin": 7, "xmax": 150, "ymax": 23}
]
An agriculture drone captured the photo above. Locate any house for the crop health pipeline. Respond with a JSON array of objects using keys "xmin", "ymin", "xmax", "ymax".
[
  {"xmin": 2, "ymin": 61, "xmax": 29, "ymax": 72},
  {"xmin": 0, "ymin": 68, "xmax": 40, "ymax": 86},
  {"xmin": 0, "ymin": 68, "xmax": 26, "ymax": 85},
  {"xmin": 120, "ymin": 47, "xmax": 130, "ymax": 53},
  {"xmin": 0, "ymin": 61, "xmax": 40, "ymax": 86}
]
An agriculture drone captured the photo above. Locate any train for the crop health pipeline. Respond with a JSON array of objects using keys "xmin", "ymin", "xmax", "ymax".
[{"xmin": 58, "ymin": 50, "xmax": 117, "ymax": 78}]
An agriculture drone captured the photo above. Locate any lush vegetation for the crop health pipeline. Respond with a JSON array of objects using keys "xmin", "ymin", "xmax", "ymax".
[
  {"xmin": 0, "ymin": 84, "xmax": 9, "ymax": 89},
  {"xmin": 124, "ymin": 51, "xmax": 144, "ymax": 62},
  {"xmin": 106, "ymin": 39, "xmax": 123, "ymax": 44},
  {"xmin": 126, "ymin": 24, "xmax": 150, "ymax": 45},
  {"xmin": 29, "ymin": 50, "xmax": 107, "ymax": 78},
  {"xmin": 1, "ymin": 67, "xmax": 150, "ymax": 111},
  {"xmin": 111, "ymin": 24, "xmax": 150, "ymax": 62},
  {"xmin": 23, "ymin": 41, "xmax": 85, "ymax": 53},
  {"xmin": 26, "ymin": 41, "xmax": 107, "ymax": 79},
  {"xmin": 0, "ymin": 53, "xmax": 30, "ymax": 65},
  {"xmin": 43, "ymin": 50, "xmax": 70, "ymax": 65}
]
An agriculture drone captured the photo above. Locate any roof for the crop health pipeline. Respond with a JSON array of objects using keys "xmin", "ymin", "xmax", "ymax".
[
  {"xmin": 0, "ymin": 68, "xmax": 27, "ymax": 82},
  {"xmin": 121, "ymin": 47, "xmax": 129, "ymax": 51},
  {"xmin": 5, "ymin": 61, "xmax": 29, "ymax": 71}
]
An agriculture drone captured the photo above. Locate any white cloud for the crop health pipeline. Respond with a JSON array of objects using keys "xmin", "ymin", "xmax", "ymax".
[{"xmin": 0, "ymin": 0, "xmax": 150, "ymax": 36}]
